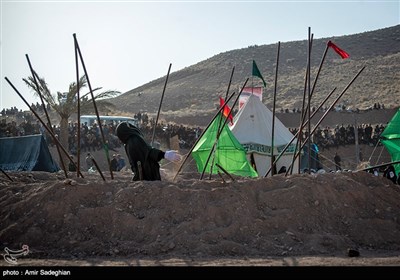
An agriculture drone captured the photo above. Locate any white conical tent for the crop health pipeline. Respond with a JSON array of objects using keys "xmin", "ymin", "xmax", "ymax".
[{"xmin": 230, "ymin": 94, "xmax": 299, "ymax": 177}]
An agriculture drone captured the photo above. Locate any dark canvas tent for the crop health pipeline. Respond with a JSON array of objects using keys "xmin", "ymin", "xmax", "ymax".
[{"xmin": 0, "ymin": 134, "xmax": 59, "ymax": 172}]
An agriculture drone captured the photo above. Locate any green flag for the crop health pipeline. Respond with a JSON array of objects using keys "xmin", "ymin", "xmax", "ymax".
[{"xmin": 252, "ymin": 60, "xmax": 267, "ymax": 87}]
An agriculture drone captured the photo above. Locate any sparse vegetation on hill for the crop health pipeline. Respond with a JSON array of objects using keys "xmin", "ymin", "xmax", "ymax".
[{"xmin": 110, "ymin": 25, "xmax": 400, "ymax": 124}]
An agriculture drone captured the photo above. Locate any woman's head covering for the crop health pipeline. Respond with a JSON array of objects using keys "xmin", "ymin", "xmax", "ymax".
[{"xmin": 115, "ymin": 122, "xmax": 144, "ymax": 144}]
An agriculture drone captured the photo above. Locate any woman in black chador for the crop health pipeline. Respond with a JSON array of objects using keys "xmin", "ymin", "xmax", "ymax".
[{"xmin": 115, "ymin": 122, "xmax": 181, "ymax": 181}]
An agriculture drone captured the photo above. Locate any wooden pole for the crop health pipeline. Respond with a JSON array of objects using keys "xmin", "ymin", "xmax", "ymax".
[
  {"xmin": 25, "ymin": 54, "xmax": 68, "ymax": 178},
  {"xmin": 296, "ymin": 38, "xmax": 329, "ymax": 141},
  {"xmin": 200, "ymin": 78, "xmax": 248, "ymax": 180},
  {"xmin": 4, "ymin": 77, "xmax": 84, "ymax": 178},
  {"xmin": 224, "ymin": 67, "xmax": 235, "ymax": 101},
  {"xmin": 151, "ymin": 63, "xmax": 172, "ymax": 147},
  {"xmin": 73, "ymin": 33, "xmax": 114, "ymax": 179},
  {"xmin": 264, "ymin": 87, "xmax": 337, "ymax": 177},
  {"xmin": 270, "ymin": 41, "xmax": 280, "ymax": 176},
  {"xmin": 74, "ymin": 36, "xmax": 81, "ymax": 178},
  {"xmin": 307, "ymin": 28, "xmax": 312, "ymax": 174},
  {"xmin": 309, "ymin": 42, "xmax": 330, "ymax": 101}
]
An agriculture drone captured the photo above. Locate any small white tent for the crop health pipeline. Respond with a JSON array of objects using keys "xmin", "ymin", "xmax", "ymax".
[{"xmin": 230, "ymin": 94, "xmax": 299, "ymax": 177}]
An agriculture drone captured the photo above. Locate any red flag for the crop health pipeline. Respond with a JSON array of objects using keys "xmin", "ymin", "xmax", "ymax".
[
  {"xmin": 327, "ymin": 40, "xmax": 349, "ymax": 59},
  {"xmin": 219, "ymin": 97, "xmax": 233, "ymax": 124}
]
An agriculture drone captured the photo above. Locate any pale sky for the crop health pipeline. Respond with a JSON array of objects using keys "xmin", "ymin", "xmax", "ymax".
[{"xmin": 1, "ymin": 0, "xmax": 399, "ymax": 111}]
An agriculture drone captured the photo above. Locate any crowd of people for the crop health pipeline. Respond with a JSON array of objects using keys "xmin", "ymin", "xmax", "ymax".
[
  {"xmin": 279, "ymin": 102, "xmax": 386, "ymax": 114},
  {"xmin": 290, "ymin": 123, "xmax": 387, "ymax": 152}
]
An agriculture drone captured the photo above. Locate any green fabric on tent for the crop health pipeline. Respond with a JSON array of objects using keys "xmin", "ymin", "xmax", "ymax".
[
  {"xmin": 381, "ymin": 108, "xmax": 400, "ymax": 175},
  {"xmin": 192, "ymin": 114, "xmax": 258, "ymax": 178}
]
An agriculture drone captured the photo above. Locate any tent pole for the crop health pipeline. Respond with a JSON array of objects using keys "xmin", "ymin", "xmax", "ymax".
[
  {"xmin": 270, "ymin": 41, "xmax": 280, "ymax": 176},
  {"xmin": 307, "ymin": 28, "xmax": 313, "ymax": 174},
  {"xmin": 151, "ymin": 63, "xmax": 172, "ymax": 147},
  {"xmin": 224, "ymin": 67, "xmax": 235, "ymax": 101},
  {"xmin": 74, "ymin": 37, "xmax": 81, "ymax": 177},
  {"xmin": 74, "ymin": 33, "xmax": 114, "ymax": 179}
]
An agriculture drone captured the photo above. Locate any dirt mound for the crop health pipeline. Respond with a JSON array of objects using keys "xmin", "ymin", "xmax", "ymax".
[{"xmin": 1, "ymin": 170, "xmax": 399, "ymax": 261}]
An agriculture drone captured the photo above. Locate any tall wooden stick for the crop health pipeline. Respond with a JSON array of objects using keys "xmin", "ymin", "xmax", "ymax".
[
  {"xmin": 4, "ymin": 77, "xmax": 84, "ymax": 178},
  {"xmin": 300, "ymin": 40, "xmax": 331, "ymax": 126},
  {"xmin": 25, "ymin": 54, "xmax": 68, "ymax": 178},
  {"xmin": 270, "ymin": 42, "xmax": 280, "ymax": 175},
  {"xmin": 307, "ymin": 28, "xmax": 312, "ymax": 174},
  {"xmin": 151, "ymin": 63, "xmax": 172, "ymax": 147},
  {"xmin": 74, "ymin": 36, "xmax": 81, "ymax": 178},
  {"xmin": 73, "ymin": 33, "xmax": 114, "ymax": 179}
]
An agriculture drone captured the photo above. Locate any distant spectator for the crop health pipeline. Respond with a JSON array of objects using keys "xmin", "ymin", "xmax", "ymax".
[
  {"xmin": 111, "ymin": 154, "xmax": 119, "ymax": 171},
  {"xmin": 117, "ymin": 154, "xmax": 126, "ymax": 171},
  {"xmin": 334, "ymin": 152, "xmax": 342, "ymax": 171}
]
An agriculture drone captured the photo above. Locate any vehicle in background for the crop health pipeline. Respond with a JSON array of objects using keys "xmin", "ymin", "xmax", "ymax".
[{"xmin": 80, "ymin": 115, "xmax": 139, "ymax": 128}]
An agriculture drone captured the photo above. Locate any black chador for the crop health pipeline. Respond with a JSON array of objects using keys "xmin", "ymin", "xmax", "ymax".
[{"xmin": 116, "ymin": 122, "xmax": 165, "ymax": 181}]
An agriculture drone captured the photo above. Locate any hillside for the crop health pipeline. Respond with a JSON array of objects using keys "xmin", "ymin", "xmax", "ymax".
[{"xmin": 109, "ymin": 25, "xmax": 400, "ymax": 124}]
